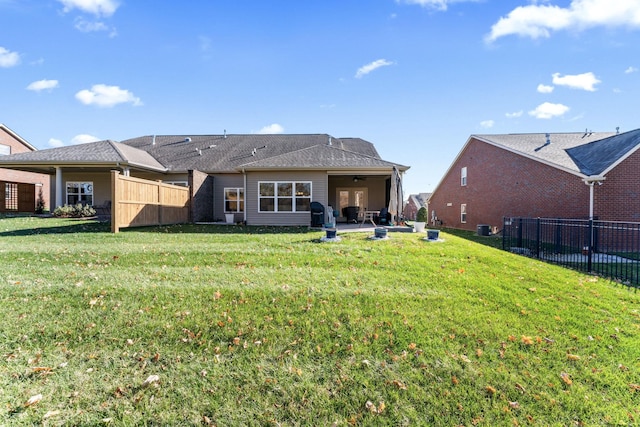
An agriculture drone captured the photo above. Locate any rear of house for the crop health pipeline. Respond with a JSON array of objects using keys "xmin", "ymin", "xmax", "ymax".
[{"xmin": 0, "ymin": 132, "xmax": 409, "ymax": 227}]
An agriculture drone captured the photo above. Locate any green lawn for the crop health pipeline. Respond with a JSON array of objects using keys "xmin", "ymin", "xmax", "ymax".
[{"xmin": 1, "ymin": 217, "xmax": 639, "ymax": 426}]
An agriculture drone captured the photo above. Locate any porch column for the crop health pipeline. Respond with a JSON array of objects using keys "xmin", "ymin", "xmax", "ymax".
[
  {"xmin": 123, "ymin": 167, "xmax": 130, "ymax": 177},
  {"xmin": 55, "ymin": 167, "xmax": 63, "ymax": 208}
]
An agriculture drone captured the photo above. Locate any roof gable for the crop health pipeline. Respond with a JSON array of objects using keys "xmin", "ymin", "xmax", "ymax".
[
  {"xmin": 565, "ymin": 128, "xmax": 640, "ymax": 175},
  {"xmin": 239, "ymin": 143, "xmax": 406, "ymax": 170},
  {"xmin": 0, "ymin": 140, "xmax": 166, "ymax": 171}
]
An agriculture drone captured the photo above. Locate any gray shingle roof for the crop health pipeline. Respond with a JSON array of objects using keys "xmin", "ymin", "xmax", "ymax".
[
  {"xmin": 0, "ymin": 139, "xmax": 166, "ymax": 171},
  {"xmin": 119, "ymin": 133, "xmax": 404, "ymax": 172},
  {"xmin": 565, "ymin": 128, "xmax": 640, "ymax": 175},
  {"xmin": 473, "ymin": 131, "xmax": 621, "ymax": 175},
  {"xmin": 0, "ymin": 133, "xmax": 407, "ymax": 174}
]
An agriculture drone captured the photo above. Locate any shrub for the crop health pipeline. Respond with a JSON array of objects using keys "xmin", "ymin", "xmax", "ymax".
[
  {"xmin": 416, "ymin": 206, "xmax": 428, "ymax": 222},
  {"xmin": 35, "ymin": 187, "xmax": 46, "ymax": 214},
  {"xmin": 53, "ymin": 203, "xmax": 96, "ymax": 218}
]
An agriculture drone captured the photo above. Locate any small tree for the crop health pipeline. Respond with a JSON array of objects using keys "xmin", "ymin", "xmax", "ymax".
[
  {"xmin": 416, "ymin": 207, "xmax": 428, "ymax": 223},
  {"xmin": 35, "ymin": 187, "xmax": 46, "ymax": 214}
]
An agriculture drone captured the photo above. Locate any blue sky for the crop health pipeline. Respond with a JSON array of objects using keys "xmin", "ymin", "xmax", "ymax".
[{"xmin": 1, "ymin": 0, "xmax": 640, "ymax": 197}]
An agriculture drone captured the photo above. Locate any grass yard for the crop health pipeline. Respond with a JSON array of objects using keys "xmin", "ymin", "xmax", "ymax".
[{"xmin": 1, "ymin": 217, "xmax": 639, "ymax": 426}]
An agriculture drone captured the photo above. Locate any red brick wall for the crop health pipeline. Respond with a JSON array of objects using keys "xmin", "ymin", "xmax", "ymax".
[
  {"xmin": 593, "ymin": 149, "xmax": 640, "ymax": 222},
  {"xmin": 0, "ymin": 127, "xmax": 51, "ymax": 212},
  {"xmin": 404, "ymin": 199, "xmax": 418, "ymax": 220},
  {"xmin": 429, "ymin": 138, "xmax": 591, "ymax": 231}
]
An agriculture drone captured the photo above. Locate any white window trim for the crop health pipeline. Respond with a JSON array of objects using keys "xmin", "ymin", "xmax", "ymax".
[
  {"xmin": 461, "ymin": 203, "xmax": 467, "ymax": 223},
  {"xmin": 66, "ymin": 181, "xmax": 94, "ymax": 206},
  {"xmin": 461, "ymin": 167, "xmax": 467, "ymax": 187},
  {"xmin": 224, "ymin": 187, "xmax": 244, "ymax": 213},
  {"xmin": 258, "ymin": 181, "xmax": 312, "ymax": 213}
]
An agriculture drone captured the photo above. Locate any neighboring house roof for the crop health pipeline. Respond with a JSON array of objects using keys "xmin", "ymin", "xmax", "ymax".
[
  {"xmin": 565, "ymin": 128, "xmax": 640, "ymax": 176},
  {"xmin": 0, "ymin": 123, "xmax": 37, "ymax": 152},
  {"xmin": 408, "ymin": 193, "xmax": 431, "ymax": 208},
  {"xmin": 0, "ymin": 140, "xmax": 166, "ymax": 172},
  {"xmin": 0, "ymin": 133, "xmax": 408, "ymax": 174},
  {"xmin": 473, "ymin": 130, "xmax": 618, "ymax": 177}
]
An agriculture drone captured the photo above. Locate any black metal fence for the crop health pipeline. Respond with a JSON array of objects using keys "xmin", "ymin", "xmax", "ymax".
[{"xmin": 502, "ymin": 217, "xmax": 640, "ymax": 288}]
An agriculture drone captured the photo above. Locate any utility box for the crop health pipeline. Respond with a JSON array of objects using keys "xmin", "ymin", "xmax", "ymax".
[{"xmin": 477, "ymin": 224, "xmax": 490, "ymax": 236}]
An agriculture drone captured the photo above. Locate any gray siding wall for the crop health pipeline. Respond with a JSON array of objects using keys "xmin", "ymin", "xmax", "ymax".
[
  {"xmin": 213, "ymin": 173, "xmax": 245, "ymax": 223},
  {"xmin": 246, "ymin": 171, "xmax": 328, "ymax": 226}
]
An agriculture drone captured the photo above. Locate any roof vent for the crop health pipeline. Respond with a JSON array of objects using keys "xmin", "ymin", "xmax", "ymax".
[
  {"xmin": 223, "ymin": 129, "xmax": 227, "ymax": 139},
  {"xmin": 152, "ymin": 135, "xmax": 156, "ymax": 145},
  {"xmin": 328, "ymin": 136, "xmax": 332, "ymax": 146},
  {"xmin": 545, "ymin": 133, "xmax": 551, "ymax": 144},
  {"xmin": 616, "ymin": 126, "xmax": 620, "ymax": 134},
  {"xmin": 185, "ymin": 137, "xmax": 192, "ymax": 143}
]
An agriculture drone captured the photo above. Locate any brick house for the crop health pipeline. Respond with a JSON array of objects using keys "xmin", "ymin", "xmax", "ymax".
[
  {"xmin": 428, "ymin": 128, "xmax": 640, "ymax": 232},
  {"xmin": 404, "ymin": 192, "xmax": 430, "ymax": 220},
  {"xmin": 0, "ymin": 124, "xmax": 50, "ymax": 213}
]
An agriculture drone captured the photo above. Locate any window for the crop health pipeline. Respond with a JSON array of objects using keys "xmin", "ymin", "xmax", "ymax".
[
  {"xmin": 0, "ymin": 144, "xmax": 10, "ymax": 156},
  {"xmin": 461, "ymin": 167, "xmax": 467, "ymax": 186},
  {"xmin": 5, "ymin": 183, "xmax": 17, "ymax": 210},
  {"xmin": 461, "ymin": 204, "xmax": 467, "ymax": 223},
  {"xmin": 259, "ymin": 181, "xmax": 311, "ymax": 212},
  {"xmin": 224, "ymin": 188, "xmax": 244, "ymax": 212},
  {"xmin": 66, "ymin": 182, "xmax": 93, "ymax": 206}
]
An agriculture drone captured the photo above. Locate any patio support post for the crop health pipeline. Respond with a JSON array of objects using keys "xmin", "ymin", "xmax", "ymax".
[{"xmin": 55, "ymin": 167, "xmax": 63, "ymax": 208}]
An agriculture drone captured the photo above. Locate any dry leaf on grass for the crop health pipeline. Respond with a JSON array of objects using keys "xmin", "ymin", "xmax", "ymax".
[
  {"xmin": 24, "ymin": 394, "xmax": 42, "ymax": 407},
  {"xmin": 142, "ymin": 374, "xmax": 160, "ymax": 387}
]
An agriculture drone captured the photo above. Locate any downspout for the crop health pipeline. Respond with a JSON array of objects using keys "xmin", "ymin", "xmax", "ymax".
[
  {"xmin": 582, "ymin": 176, "xmax": 605, "ymax": 220},
  {"xmin": 242, "ymin": 168, "xmax": 247, "ymax": 224}
]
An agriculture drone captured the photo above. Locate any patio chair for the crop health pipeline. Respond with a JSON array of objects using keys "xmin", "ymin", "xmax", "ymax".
[{"xmin": 376, "ymin": 207, "xmax": 390, "ymax": 225}]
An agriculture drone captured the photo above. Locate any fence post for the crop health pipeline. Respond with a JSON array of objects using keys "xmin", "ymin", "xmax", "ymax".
[
  {"xmin": 587, "ymin": 219, "xmax": 593, "ymax": 272},
  {"xmin": 536, "ymin": 218, "xmax": 541, "ymax": 259},
  {"xmin": 517, "ymin": 218, "xmax": 523, "ymax": 248}
]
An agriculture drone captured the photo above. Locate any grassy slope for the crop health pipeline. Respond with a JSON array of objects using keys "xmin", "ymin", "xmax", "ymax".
[{"xmin": 1, "ymin": 217, "xmax": 639, "ymax": 426}]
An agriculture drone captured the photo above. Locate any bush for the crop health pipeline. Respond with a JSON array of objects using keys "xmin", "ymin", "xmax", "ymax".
[
  {"xmin": 416, "ymin": 207, "xmax": 428, "ymax": 222},
  {"xmin": 53, "ymin": 203, "xmax": 96, "ymax": 218}
]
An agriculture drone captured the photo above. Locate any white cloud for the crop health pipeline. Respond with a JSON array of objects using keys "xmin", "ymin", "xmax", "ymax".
[
  {"xmin": 48, "ymin": 138, "xmax": 65, "ymax": 148},
  {"xmin": 355, "ymin": 59, "xmax": 394, "ymax": 78},
  {"xmin": 480, "ymin": 120, "xmax": 495, "ymax": 129},
  {"xmin": 74, "ymin": 17, "xmax": 116, "ymax": 36},
  {"xmin": 506, "ymin": 110, "xmax": 523, "ymax": 118},
  {"xmin": 528, "ymin": 102, "xmax": 570, "ymax": 119},
  {"xmin": 625, "ymin": 66, "xmax": 638, "ymax": 74},
  {"xmin": 26, "ymin": 79, "xmax": 60, "ymax": 92},
  {"xmin": 552, "ymin": 72, "xmax": 600, "ymax": 91},
  {"xmin": 75, "ymin": 84, "xmax": 142, "ymax": 107},
  {"xmin": 71, "ymin": 134, "xmax": 100, "ymax": 144},
  {"xmin": 396, "ymin": 0, "xmax": 478, "ymax": 11},
  {"xmin": 58, "ymin": 0, "xmax": 119, "ymax": 17},
  {"xmin": 0, "ymin": 46, "xmax": 20, "ymax": 68},
  {"xmin": 257, "ymin": 124, "xmax": 284, "ymax": 134},
  {"xmin": 486, "ymin": 0, "xmax": 640, "ymax": 43},
  {"xmin": 537, "ymin": 84, "xmax": 554, "ymax": 93}
]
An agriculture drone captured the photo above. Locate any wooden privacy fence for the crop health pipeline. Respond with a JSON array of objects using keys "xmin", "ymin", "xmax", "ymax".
[{"xmin": 111, "ymin": 171, "xmax": 190, "ymax": 233}]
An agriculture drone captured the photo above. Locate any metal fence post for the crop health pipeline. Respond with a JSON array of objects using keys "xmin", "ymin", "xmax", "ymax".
[
  {"xmin": 587, "ymin": 219, "xmax": 593, "ymax": 273},
  {"xmin": 536, "ymin": 218, "xmax": 541, "ymax": 259}
]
